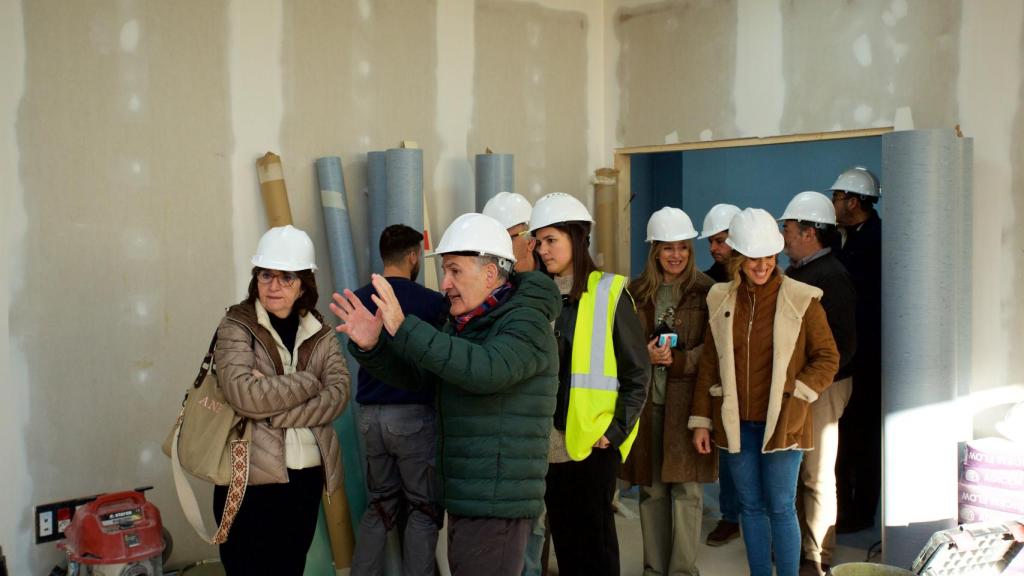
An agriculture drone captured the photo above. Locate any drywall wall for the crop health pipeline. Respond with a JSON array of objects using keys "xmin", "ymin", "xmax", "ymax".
[
  {"xmin": 607, "ymin": 0, "xmax": 1024, "ymax": 431},
  {"xmin": 469, "ymin": 0, "xmax": 589, "ymax": 201},
  {"xmin": 0, "ymin": 1, "xmax": 606, "ymax": 572}
]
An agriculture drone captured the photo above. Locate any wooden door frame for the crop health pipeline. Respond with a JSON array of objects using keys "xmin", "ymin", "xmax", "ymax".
[{"xmin": 612, "ymin": 127, "xmax": 893, "ymax": 274}]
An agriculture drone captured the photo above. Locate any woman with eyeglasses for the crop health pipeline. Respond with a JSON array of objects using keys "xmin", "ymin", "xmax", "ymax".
[{"xmin": 212, "ymin": 225, "xmax": 349, "ymax": 575}]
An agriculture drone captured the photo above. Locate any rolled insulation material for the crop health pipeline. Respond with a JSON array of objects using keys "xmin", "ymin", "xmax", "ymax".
[
  {"xmin": 475, "ymin": 152, "xmax": 514, "ymax": 211},
  {"xmin": 256, "ymin": 152, "xmax": 293, "ymax": 227},
  {"xmin": 594, "ymin": 168, "xmax": 619, "ymax": 273},
  {"xmin": 368, "ymin": 151, "xmax": 388, "ymax": 275},
  {"xmin": 385, "ymin": 147, "xmax": 424, "ymax": 284},
  {"xmin": 316, "ymin": 156, "xmax": 365, "ymax": 570},
  {"xmin": 317, "ymin": 157, "xmax": 360, "ymax": 294},
  {"xmin": 880, "ymin": 129, "xmax": 972, "ymax": 567}
]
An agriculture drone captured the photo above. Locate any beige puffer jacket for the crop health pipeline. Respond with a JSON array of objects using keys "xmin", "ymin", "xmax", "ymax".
[{"xmin": 214, "ymin": 301, "xmax": 349, "ymax": 493}]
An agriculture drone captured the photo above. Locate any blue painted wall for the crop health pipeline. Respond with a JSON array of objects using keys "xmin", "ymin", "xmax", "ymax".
[{"xmin": 629, "ymin": 136, "xmax": 882, "ymax": 276}]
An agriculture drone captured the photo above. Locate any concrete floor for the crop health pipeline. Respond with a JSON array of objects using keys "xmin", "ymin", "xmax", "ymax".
[{"xmin": 548, "ymin": 484, "xmax": 878, "ymax": 576}]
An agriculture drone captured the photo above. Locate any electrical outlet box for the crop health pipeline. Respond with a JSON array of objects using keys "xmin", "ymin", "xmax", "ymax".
[{"xmin": 34, "ymin": 497, "xmax": 93, "ymax": 544}]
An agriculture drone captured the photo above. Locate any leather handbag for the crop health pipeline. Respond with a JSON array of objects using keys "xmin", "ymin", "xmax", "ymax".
[{"xmin": 162, "ymin": 333, "xmax": 251, "ymax": 544}]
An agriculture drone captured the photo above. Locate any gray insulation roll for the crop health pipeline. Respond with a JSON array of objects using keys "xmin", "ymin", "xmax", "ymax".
[
  {"xmin": 317, "ymin": 157, "xmax": 359, "ymax": 294},
  {"xmin": 385, "ymin": 148, "xmax": 424, "ymax": 283},
  {"xmin": 475, "ymin": 153, "xmax": 514, "ymax": 211},
  {"xmin": 880, "ymin": 129, "xmax": 972, "ymax": 568},
  {"xmin": 368, "ymin": 151, "xmax": 387, "ymax": 275}
]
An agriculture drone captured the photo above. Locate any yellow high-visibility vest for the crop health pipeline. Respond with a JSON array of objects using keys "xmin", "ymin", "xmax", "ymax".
[{"xmin": 565, "ymin": 271, "xmax": 640, "ymax": 463}]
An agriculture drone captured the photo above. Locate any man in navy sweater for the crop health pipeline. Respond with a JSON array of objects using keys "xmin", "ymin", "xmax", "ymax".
[{"xmin": 351, "ymin": 225, "xmax": 448, "ymax": 576}]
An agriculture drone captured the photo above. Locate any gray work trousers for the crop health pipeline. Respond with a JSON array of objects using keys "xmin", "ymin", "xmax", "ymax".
[
  {"xmin": 448, "ymin": 514, "xmax": 532, "ymax": 576},
  {"xmin": 352, "ymin": 404, "xmax": 442, "ymax": 576}
]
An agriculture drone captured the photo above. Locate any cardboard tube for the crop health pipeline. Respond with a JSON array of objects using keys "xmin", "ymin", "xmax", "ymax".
[
  {"xmin": 594, "ymin": 168, "xmax": 619, "ymax": 273},
  {"xmin": 256, "ymin": 152, "xmax": 293, "ymax": 227},
  {"xmin": 323, "ymin": 485, "xmax": 355, "ymax": 571}
]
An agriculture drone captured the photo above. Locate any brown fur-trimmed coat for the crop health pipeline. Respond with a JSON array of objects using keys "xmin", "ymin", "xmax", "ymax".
[{"xmin": 620, "ymin": 271, "xmax": 718, "ymax": 486}]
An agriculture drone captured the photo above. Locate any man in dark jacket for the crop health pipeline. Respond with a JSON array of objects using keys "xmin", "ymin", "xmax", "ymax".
[
  {"xmin": 698, "ymin": 203, "xmax": 741, "ymax": 284},
  {"xmin": 830, "ymin": 167, "xmax": 883, "ymax": 534},
  {"xmin": 331, "ymin": 213, "xmax": 560, "ymax": 576},
  {"xmin": 350, "ymin": 225, "xmax": 447, "ymax": 576},
  {"xmin": 780, "ymin": 191, "xmax": 858, "ymax": 576}
]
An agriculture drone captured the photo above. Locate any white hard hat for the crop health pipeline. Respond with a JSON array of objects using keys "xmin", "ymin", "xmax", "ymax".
[
  {"xmin": 482, "ymin": 192, "xmax": 533, "ymax": 230},
  {"xmin": 829, "ymin": 167, "xmax": 880, "ymax": 198},
  {"xmin": 698, "ymin": 203, "xmax": 741, "ymax": 239},
  {"xmin": 433, "ymin": 213, "xmax": 516, "ymax": 263},
  {"xmin": 529, "ymin": 192, "xmax": 593, "ymax": 232},
  {"xmin": 726, "ymin": 208, "xmax": 785, "ymax": 258},
  {"xmin": 646, "ymin": 207, "xmax": 698, "ymax": 242},
  {"xmin": 251, "ymin": 225, "xmax": 318, "ymax": 271},
  {"xmin": 997, "ymin": 402, "xmax": 1024, "ymax": 444},
  {"xmin": 778, "ymin": 191, "xmax": 837, "ymax": 226}
]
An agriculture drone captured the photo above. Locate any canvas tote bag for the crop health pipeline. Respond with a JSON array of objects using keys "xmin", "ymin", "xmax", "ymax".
[{"xmin": 163, "ymin": 333, "xmax": 251, "ymax": 544}]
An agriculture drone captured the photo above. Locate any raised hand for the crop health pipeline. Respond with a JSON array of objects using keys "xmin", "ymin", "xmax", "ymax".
[
  {"xmin": 330, "ymin": 289, "xmax": 384, "ymax": 350},
  {"xmin": 369, "ymin": 274, "xmax": 406, "ymax": 337}
]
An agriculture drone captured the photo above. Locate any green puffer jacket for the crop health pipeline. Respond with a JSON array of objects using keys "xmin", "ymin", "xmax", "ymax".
[{"xmin": 350, "ymin": 271, "xmax": 561, "ymax": 518}]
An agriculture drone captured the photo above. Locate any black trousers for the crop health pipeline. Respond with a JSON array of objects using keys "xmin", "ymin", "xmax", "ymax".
[
  {"xmin": 836, "ymin": 369, "xmax": 882, "ymax": 528},
  {"xmin": 214, "ymin": 466, "xmax": 324, "ymax": 576},
  {"xmin": 545, "ymin": 447, "xmax": 620, "ymax": 576}
]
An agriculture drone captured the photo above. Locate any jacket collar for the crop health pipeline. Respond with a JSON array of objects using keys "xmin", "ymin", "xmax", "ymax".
[{"xmin": 225, "ymin": 300, "xmax": 332, "ymax": 374}]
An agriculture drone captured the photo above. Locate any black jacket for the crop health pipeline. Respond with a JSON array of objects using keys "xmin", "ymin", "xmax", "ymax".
[
  {"xmin": 787, "ymin": 251, "xmax": 858, "ymax": 381},
  {"xmin": 834, "ymin": 212, "xmax": 882, "ymax": 373},
  {"xmin": 704, "ymin": 261, "xmax": 731, "ymax": 283},
  {"xmin": 552, "ymin": 280, "xmax": 650, "ymax": 449}
]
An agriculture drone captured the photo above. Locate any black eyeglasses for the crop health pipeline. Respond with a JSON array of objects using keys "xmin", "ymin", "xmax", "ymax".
[{"xmin": 257, "ymin": 270, "xmax": 299, "ymax": 287}]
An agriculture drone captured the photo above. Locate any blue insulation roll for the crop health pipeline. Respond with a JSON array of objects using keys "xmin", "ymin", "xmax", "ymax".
[
  {"xmin": 316, "ymin": 156, "xmax": 368, "ymax": 533},
  {"xmin": 880, "ymin": 129, "xmax": 971, "ymax": 567},
  {"xmin": 385, "ymin": 148, "xmax": 424, "ymax": 283},
  {"xmin": 368, "ymin": 151, "xmax": 388, "ymax": 275},
  {"xmin": 475, "ymin": 153, "xmax": 514, "ymax": 211}
]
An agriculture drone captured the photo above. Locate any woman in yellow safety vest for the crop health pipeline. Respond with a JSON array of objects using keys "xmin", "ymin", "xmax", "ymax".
[
  {"xmin": 530, "ymin": 192, "xmax": 649, "ymax": 576},
  {"xmin": 619, "ymin": 207, "xmax": 716, "ymax": 576}
]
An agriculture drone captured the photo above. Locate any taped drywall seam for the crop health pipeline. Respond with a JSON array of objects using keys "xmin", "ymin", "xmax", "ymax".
[
  {"xmin": 734, "ymin": 0, "xmax": 784, "ymax": 137},
  {"xmin": 229, "ymin": 0, "xmax": 284, "ymax": 296},
  {"xmin": 957, "ymin": 0, "xmax": 1023, "ymax": 396},
  {"xmin": 434, "ymin": 1, "xmax": 475, "ymax": 235},
  {"xmin": 1, "ymin": 1, "xmax": 30, "ymax": 573}
]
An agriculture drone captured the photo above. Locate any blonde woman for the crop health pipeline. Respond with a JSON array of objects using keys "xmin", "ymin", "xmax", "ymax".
[
  {"xmin": 689, "ymin": 208, "xmax": 839, "ymax": 576},
  {"xmin": 621, "ymin": 207, "xmax": 715, "ymax": 576}
]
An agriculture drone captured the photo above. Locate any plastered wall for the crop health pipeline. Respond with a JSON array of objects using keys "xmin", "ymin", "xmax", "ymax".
[
  {"xmin": 607, "ymin": 0, "xmax": 1024, "ymax": 429},
  {"xmin": 0, "ymin": 0, "xmax": 601, "ymax": 572},
  {"xmin": 3, "ymin": 0, "xmax": 1023, "ymax": 573}
]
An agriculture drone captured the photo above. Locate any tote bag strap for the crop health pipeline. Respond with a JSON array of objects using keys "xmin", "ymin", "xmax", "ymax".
[
  {"xmin": 170, "ymin": 329, "xmax": 250, "ymax": 545},
  {"xmin": 170, "ymin": 423, "xmax": 249, "ymax": 544}
]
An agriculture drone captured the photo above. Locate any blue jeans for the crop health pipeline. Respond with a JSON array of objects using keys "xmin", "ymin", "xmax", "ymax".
[
  {"xmin": 718, "ymin": 449, "xmax": 739, "ymax": 523},
  {"xmin": 724, "ymin": 421, "xmax": 804, "ymax": 576}
]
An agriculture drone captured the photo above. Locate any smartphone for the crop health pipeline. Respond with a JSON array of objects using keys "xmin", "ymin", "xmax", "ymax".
[{"xmin": 657, "ymin": 333, "xmax": 678, "ymax": 348}]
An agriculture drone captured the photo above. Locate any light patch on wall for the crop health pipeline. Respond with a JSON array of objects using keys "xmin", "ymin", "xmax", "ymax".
[
  {"xmin": 700, "ymin": 129, "xmax": 713, "ymax": 141},
  {"xmin": 665, "ymin": 17, "xmax": 678, "ymax": 31},
  {"xmin": 735, "ymin": 0, "xmax": 784, "ymax": 137},
  {"xmin": 138, "ymin": 446, "xmax": 154, "ymax": 465},
  {"xmin": 853, "ymin": 33, "xmax": 873, "ymax": 67},
  {"xmin": 894, "ymin": 106, "xmax": 914, "ymax": 131},
  {"xmin": 888, "ymin": 38, "xmax": 908, "ymax": 64},
  {"xmin": 357, "ymin": 0, "xmax": 372, "ymax": 21},
  {"xmin": 120, "ymin": 19, "xmax": 139, "ymax": 53},
  {"xmin": 121, "ymin": 229, "xmax": 160, "ymax": 260},
  {"xmin": 128, "ymin": 93, "xmax": 141, "ymax": 112},
  {"xmin": 358, "ymin": 59, "xmax": 371, "ymax": 77},
  {"xmin": 229, "ymin": 0, "xmax": 282, "ymax": 296},
  {"xmin": 883, "ymin": 0, "xmax": 909, "ymax": 27},
  {"xmin": 664, "ymin": 130, "xmax": 679, "ymax": 144},
  {"xmin": 854, "ymin": 104, "xmax": 873, "ymax": 124}
]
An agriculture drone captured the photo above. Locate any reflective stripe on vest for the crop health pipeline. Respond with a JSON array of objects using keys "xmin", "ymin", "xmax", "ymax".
[{"xmin": 565, "ymin": 271, "xmax": 640, "ymax": 462}]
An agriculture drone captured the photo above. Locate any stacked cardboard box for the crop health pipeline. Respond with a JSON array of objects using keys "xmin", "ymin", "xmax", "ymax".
[{"xmin": 960, "ymin": 437, "xmax": 1024, "ymax": 524}]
